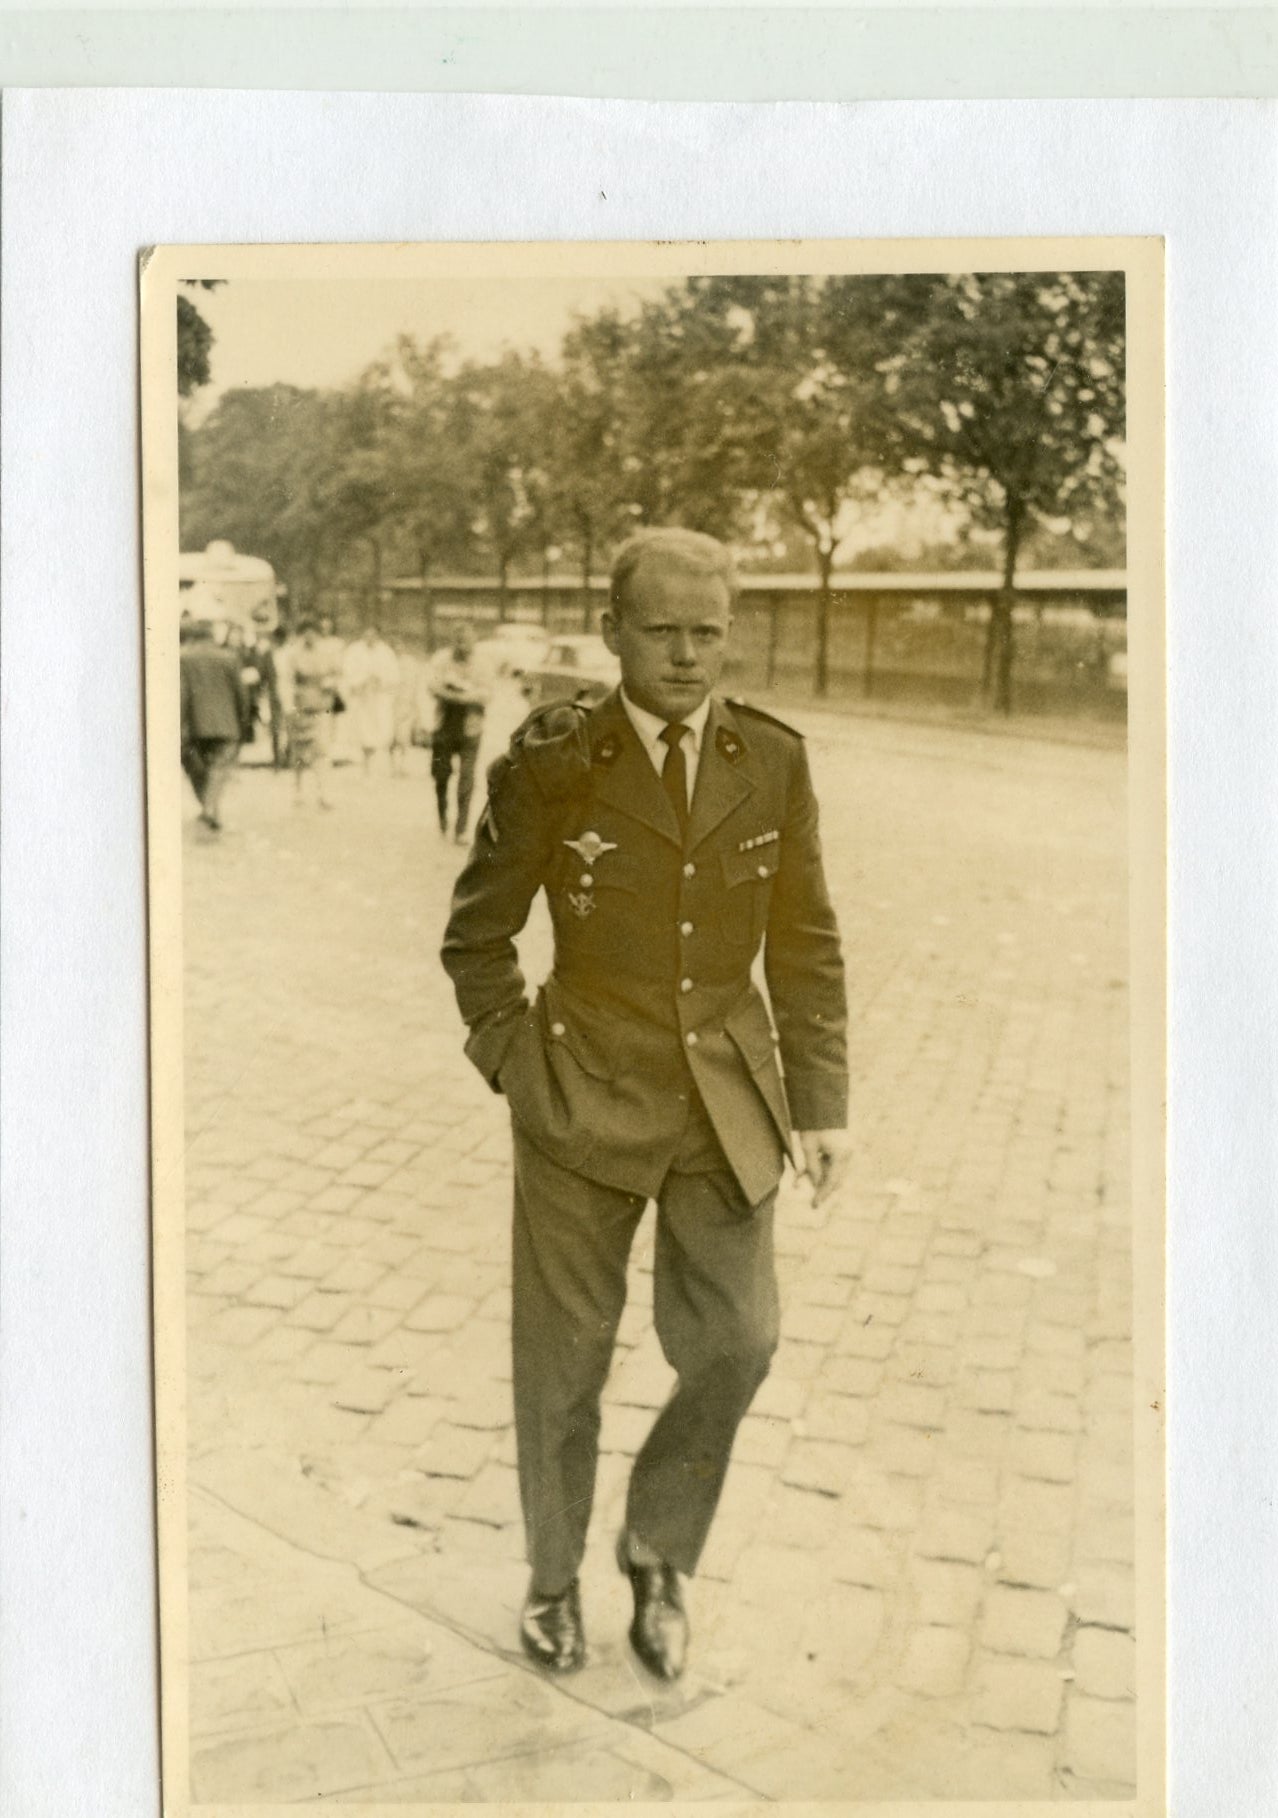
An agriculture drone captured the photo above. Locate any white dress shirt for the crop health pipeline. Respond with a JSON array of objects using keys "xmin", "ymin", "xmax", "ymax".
[{"xmin": 620, "ymin": 688, "xmax": 712, "ymax": 810}]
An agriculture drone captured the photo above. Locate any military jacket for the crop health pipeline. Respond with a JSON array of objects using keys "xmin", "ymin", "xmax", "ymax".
[{"xmin": 441, "ymin": 689, "xmax": 847, "ymax": 1205}]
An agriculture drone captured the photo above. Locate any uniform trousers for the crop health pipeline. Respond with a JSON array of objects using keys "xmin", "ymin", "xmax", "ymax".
[{"xmin": 510, "ymin": 1097, "xmax": 781, "ymax": 1597}]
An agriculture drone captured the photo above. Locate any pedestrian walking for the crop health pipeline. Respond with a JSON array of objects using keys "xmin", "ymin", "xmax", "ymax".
[
  {"xmin": 277, "ymin": 617, "xmax": 339, "ymax": 809},
  {"xmin": 343, "ymin": 623, "xmax": 400, "ymax": 775},
  {"xmin": 426, "ymin": 621, "xmax": 495, "ymax": 842},
  {"xmin": 180, "ymin": 618, "xmax": 248, "ymax": 832},
  {"xmin": 441, "ymin": 528, "xmax": 851, "ymax": 1680}
]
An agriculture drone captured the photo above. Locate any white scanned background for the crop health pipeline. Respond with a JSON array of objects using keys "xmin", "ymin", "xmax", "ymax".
[{"xmin": 1, "ymin": 92, "xmax": 1275, "ymax": 1818}]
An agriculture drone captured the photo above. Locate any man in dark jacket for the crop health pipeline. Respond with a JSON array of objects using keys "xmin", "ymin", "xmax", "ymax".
[
  {"xmin": 180, "ymin": 620, "xmax": 248, "ymax": 831},
  {"xmin": 441, "ymin": 528, "xmax": 849, "ymax": 1681}
]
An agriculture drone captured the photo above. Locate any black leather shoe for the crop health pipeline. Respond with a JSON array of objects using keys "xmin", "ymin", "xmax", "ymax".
[
  {"xmin": 616, "ymin": 1531, "xmax": 688, "ymax": 1681},
  {"xmin": 520, "ymin": 1577, "xmax": 586, "ymax": 1673}
]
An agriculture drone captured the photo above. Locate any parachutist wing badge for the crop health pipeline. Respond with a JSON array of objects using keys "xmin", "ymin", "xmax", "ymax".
[{"xmin": 564, "ymin": 831, "xmax": 618, "ymax": 865}]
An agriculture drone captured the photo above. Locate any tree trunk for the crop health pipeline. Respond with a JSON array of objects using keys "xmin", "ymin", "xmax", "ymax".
[
  {"xmin": 497, "ymin": 552, "xmax": 510, "ymax": 621},
  {"xmin": 993, "ymin": 502, "xmax": 1025, "ymax": 716},
  {"xmin": 418, "ymin": 551, "xmax": 435, "ymax": 649},
  {"xmin": 365, "ymin": 536, "xmax": 383, "ymax": 629},
  {"xmin": 580, "ymin": 534, "xmax": 594, "ymax": 632},
  {"xmin": 814, "ymin": 548, "xmax": 834, "ymax": 698},
  {"xmin": 864, "ymin": 595, "xmax": 879, "ymax": 698}
]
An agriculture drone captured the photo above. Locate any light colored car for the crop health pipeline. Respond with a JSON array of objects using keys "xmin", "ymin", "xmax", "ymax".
[
  {"xmin": 521, "ymin": 634, "xmax": 621, "ymax": 710},
  {"xmin": 479, "ymin": 622, "xmax": 552, "ymax": 679}
]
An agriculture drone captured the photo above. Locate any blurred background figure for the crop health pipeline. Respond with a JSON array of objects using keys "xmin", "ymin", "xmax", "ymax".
[
  {"xmin": 343, "ymin": 623, "xmax": 400, "ymax": 776},
  {"xmin": 180, "ymin": 618, "xmax": 247, "ymax": 833},
  {"xmin": 277, "ymin": 617, "xmax": 340, "ymax": 810},
  {"xmin": 388, "ymin": 634, "xmax": 425, "ymax": 778},
  {"xmin": 425, "ymin": 621, "xmax": 495, "ymax": 842},
  {"xmin": 317, "ymin": 613, "xmax": 352, "ymax": 762}
]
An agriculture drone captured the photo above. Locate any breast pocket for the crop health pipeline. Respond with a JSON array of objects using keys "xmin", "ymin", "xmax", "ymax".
[
  {"xmin": 551, "ymin": 850, "xmax": 643, "ymax": 958},
  {"xmin": 719, "ymin": 842, "xmax": 781, "ymax": 949}
]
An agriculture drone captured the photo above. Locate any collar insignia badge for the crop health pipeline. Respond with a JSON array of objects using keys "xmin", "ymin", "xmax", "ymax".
[{"xmin": 564, "ymin": 831, "xmax": 617, "ymax": 865}]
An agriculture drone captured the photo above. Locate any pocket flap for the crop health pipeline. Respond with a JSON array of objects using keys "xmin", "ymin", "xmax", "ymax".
[
  {"xmin": 538, "ymin": 978, "xmax": 618, "ymax": 1079},
  {"xmin": 724, "ymin": 993, "xmax": 780, "ymax": 1071},
  {"xmin": 722, "ymin": 843, "xmax": 781, "ymax": 888}
]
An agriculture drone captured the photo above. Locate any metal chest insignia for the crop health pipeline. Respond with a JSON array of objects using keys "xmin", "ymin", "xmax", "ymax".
[
  {"xmin": 564, "ymin": 830, "xmax": 618, "ymax": 865},
  {"xmin": 567, "ymin": 891, "xmax": 596, "ymax": 918}
]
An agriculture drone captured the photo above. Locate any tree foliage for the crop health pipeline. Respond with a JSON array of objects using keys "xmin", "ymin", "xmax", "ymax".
[{"xmin": 180, "ymin": 268, "xmax": 1126, "ymax": 704}]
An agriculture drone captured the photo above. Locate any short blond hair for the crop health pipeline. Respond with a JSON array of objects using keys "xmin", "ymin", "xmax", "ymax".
[{"xmin": 608, "ymin": 527, "xmax": 738, "ymax": 618}]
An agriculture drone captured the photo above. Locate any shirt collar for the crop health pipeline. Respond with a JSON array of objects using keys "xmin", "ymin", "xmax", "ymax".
[{"xmin": 620, "ymin": 687, "xmax": 712, "ymax": 757}]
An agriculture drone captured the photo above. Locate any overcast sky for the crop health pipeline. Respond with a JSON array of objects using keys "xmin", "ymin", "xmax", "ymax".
[{"xmin": 186, "ymin": 273, "xmax": 671, "ymax": 422}]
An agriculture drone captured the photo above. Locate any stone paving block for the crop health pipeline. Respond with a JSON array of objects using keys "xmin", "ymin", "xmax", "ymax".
[
  {"xmin": 403, "ymin": 1293, "xmax": 476, "ymax": 1334},
  {"xmin": 414, "ymin": 1422, "xmax": 494, "ymax": 1481},
  {"xmin": 782, "ymin": 1304, "xmax": 844, "ymax": 1346},
  {"xmin": 370, "ymin": 1669, "xmax": 606, "ymax": 1775},
  {"xmin": 914, "ymin": 1282, "xmax": 966, "ymax": 1316},
  {"xmin": 909, "ymin": 1558, "xmax": 984, "ymax": 1627},
  {"xmin": 832, "ymin": 1524, "xmax": 902, "ymax": 1591},
  {"xmin": 329, "ymin": 1304, "xmax": 403, "ymax": 1347},
  {"xmin": 914, "ymin": 1504, "xmax": 996, "ymax": 1566},
  {"xmin": 277, "ymin": 1620, "xmax": 498, "ymax": 1711},
  {"xmin": 1017, "ymin": 1389, "xmax": 1083, "ymax": 1432},
  {"xmin": 895, "ymin": 1624, "xmax": 971, "ymax": 1697},
  {"xmin": 972, "ymin": 1654, "xmax": 1066, "ymax": 1735},
  {"xmin": 876, "ymin": 1380, "xmax": 946, "ymax": 1430},
  {"xmin": 801, "ymin": 1277, "xmax": 854, "ymax": 1310},
  {"xmin": 1062, "ymin": 1692, "xmax": 1137, "ymax": 1785},
  {"xmin": 189, "ymin": 1651, "xmax": 295, "ymax": 1734},
  {"xmin": 451, "ymin": 1462, "xmax": 520, "ymax": 1529},
  {"xmin": 750, "ymin": 1373, "xmax": 808, "ymax": 1422},
  {"xmin": 332, "ymin": 1368, "xmax": 403, "ymax": 1416},
  {"xmin": 285, "ymin": 1291, "xmax": 352, "ymax": 1334},
  {"xmin": 803, "ymin": 1388, "xmax": 876, "ymax": 1447},
  {"xmin": 772, "ymin": 1338, "xmax": 825, "ymax": 1382},
  {"xmin": 202, "ymin": 1305, "xmax": 280, "ymax": 1347},
  {"xmin": 996, "ymin": 1528, "xmax": 1072, "ymax": 1591},
  {"xmin": 999, "ymin": 1476, "xmax": 1075, "ymax": 1536},
  {"xmin": 866, "ymin": 1423, "xmax": 939, "ymax": 1478},
  {"xmin": 242, "ymin": 1273, "xmax": 312, "ymax": 1311},
  {"xmin": 766, "ymin": 1483, "xmax": 845, "ymax": 1551},
  {"xmin": 1070, "ymin": 1562, "xmax": 1135, "ymax": 1631},
  {"xmin": 1008, "ymin": 1428, "xmax": 1078, "ymax": 1483},
  {"xmin": 934, "ymin": 1457, "xmax": 1001, "ymax": 1508},
  {"xmin": 190, "ymin": 1714, "xmax": 392, "ymax": 1802},
  {"xmin": 198, "ymin": 1261, "xmax": 260, "ymax": 1299},
  {"xmin": 849, "ymin": 1292, "xmax": 911, "ymax": 1328},
  {"xmin": 958, "ymin": 1369, "xmax": 1017, "ymax": 1414},
  {"xmin": 979, "ymin": 1585, "xmax": 1068, "ymax": 1659},
  {"xmin": 820, "ymin": 1355, "xmax": 883, "ymax": 1397},
  {"xmin": 1074, "ymin": 1508, "xmax": 1135, "ymax": 1564},
  {"xmin": 600, "ymin": 1401, "xmax": 661, "ymax": 1456},
  {"xmin": 1072, "ymin": 1625, "xmax": 1136, "ymax": 1700},
  {"xmin": 834, "ymin": 1320, "xmax": 897, "ymax": 1361}
]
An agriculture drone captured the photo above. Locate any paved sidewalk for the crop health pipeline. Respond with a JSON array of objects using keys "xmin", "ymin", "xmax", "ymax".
[{"xmin": 181, "ymin": 694, "xmax": 1136, "ymax": 1803}]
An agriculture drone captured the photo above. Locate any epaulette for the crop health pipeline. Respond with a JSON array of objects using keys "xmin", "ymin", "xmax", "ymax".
[
  {"xmin": 509, "ymin": 698, "xmax": 596, "ymax": 795},
  {"xmin": 725, "ymin": 697, "xmax": 805, "ymax": 739}
]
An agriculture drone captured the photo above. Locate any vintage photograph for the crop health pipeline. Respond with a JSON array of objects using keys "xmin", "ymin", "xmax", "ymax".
[{"xmin": 143, "ymin": 239, "xmax": 1163, "ymax": 1809}]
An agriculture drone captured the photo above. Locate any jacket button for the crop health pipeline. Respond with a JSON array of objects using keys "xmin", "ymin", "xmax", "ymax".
[
  {"xmin": 680, "ymin": 921, "xmax": 694, "ymax": 936},
  {"xmin": 680, "ymin": 977, "xmax": 693, "ymax": 993},
  {"xmin": 683, "ymin": 862, "xmax": 696, "ymax": 878},
  {"xmin": 685, "ymin": 1030, "xmax": 698, "ymax": 1047},
  {"xmin": 550, "ymin": 1022, "xmax": 566, "ymax": 1037},
  {"xmin": 757, "ymin": 863, "xmax": 770, "ymax": 877},
  {"xmin": 580, "ymin": 874, "xmax": 593, "ymax": 887}
]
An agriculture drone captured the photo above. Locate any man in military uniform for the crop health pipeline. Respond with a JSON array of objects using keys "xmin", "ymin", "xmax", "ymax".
[{"xmin": 441, "ymin": 528, "xmax": 849, "ymax": 1680}]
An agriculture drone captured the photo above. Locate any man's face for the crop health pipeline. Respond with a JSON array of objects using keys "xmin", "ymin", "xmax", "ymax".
[{"xmin": 602, "ymin": 561, "xmax": 733, "ymax": 724}]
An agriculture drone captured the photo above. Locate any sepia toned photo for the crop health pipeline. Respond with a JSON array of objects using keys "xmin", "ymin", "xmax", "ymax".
[{"xmin": 143, "ymin": 238, "xmax": 1164, "ymax": 1813}]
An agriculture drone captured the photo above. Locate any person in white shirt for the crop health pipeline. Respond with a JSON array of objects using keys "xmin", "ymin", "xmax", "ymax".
[{"xmin": 342, "ymin": 624, "xmax": 401, "ymax": 775}]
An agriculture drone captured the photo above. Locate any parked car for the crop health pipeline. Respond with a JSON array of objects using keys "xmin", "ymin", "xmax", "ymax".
[
  {"xmin": 521, "ymin": 634, "xmax": 621, "ymax": 710},
  {"xmin": 478, "ymin": 622, "xmax": 552, "ymax": 679}
]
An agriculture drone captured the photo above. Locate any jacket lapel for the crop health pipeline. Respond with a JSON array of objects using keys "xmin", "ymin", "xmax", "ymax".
[
  {"xmin": 686, "ymin": 699, "xmax": 754, "ymax": 852},
  {"xmin": 589, "ymin": 691, "xmax": 683, "ymax": 846}
]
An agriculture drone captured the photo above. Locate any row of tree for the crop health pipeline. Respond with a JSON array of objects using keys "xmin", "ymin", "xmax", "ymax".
[{"xmin": 179, "ymin": 270, "xmax": 1125, "ymax": 710}]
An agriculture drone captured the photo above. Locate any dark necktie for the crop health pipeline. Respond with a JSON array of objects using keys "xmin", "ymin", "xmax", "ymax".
[{"xmin": 659, "ymin": 722, "xmax": 691, "ymax": 839}]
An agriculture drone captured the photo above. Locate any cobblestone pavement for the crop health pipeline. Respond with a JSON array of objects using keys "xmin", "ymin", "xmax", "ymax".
[{"xmin": 180, "ymin": 689, "xmax": 1135, "ymax": 1803}]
